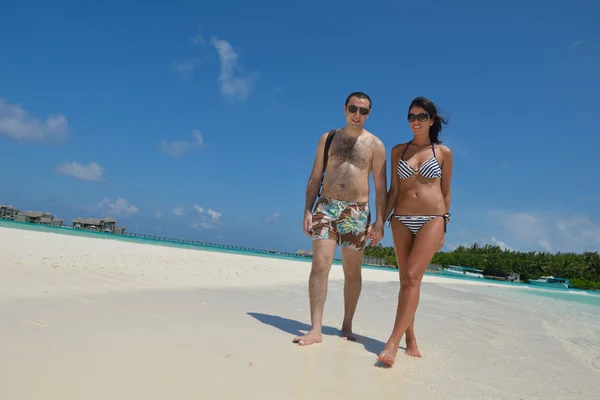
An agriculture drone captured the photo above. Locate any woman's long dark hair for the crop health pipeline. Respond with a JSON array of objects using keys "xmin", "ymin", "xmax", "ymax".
[{"xmin": 408, "ymin": 96, "xmax": 449, "ymax": 144}]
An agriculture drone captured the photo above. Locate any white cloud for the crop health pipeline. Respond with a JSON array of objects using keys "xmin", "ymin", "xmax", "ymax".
[
  {"xmin": 210, "ymin": 37, "xmax": 258, "ymax": 101},
  {"xmin": 172, "ymin": 207, "xmax": 185, "ymax": 216},
  {"xmin": 265, "ymin": 211, "xmax": 281, "ymax": 223},
  {"xmin": 155, "ymin": 211, "xmax": 162, "ymax": 218},
  {"xmin": 491, "ymin": 237, "xmax": 512, "ymax": 251},
  {"xmin": 94, "ymin": 198, "xmax": 138, "ymax": 217},
  {"xmin": 490, "ymin": 210, "xmax": 600, "ymax": 253},
  {"xmin": 55, "ymin": 161, "xmax": 104, "ymax": 182},
  {"xmin": 0, "ymin": 98, "xmax": 69, "ymax": 142},
  {"xmin": 207, "ymin": 208, "xmax": 221, "ymax": 221},
  {"xmin": 538, "ymin": 239, "xmax": 552, "ymax": 252},
  {"xmin": 192, "ymin": 206, "xmax": 222, "ymax": 230},
  {"xmin": 159, "ymin": 129, "xmax": 204, "ymax": 157}
]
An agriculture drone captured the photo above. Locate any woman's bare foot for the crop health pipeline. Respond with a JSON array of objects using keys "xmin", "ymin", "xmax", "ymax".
[
  {"xmin": 341, "ymin": 325, "xmax": 357, "ymax": 341},
  {"xmin": 292, "ymin": 330, "xmax": 322, "ymax": 346},
  {"xmin": 405, "ymin": 340, "xmax": 422, "ymax": 358},
  {"xmin": 377, "ymin": 342, "xmax": 400, "ymax": 366}
]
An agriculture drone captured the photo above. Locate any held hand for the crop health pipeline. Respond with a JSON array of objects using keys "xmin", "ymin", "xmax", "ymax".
[
  {"xmin": 303, "ymin": 212, "xmax": 313, "ymax": 237},
  {"xmin": 368, "ymin": 222, "xmax": 384, "ymax": 246}
]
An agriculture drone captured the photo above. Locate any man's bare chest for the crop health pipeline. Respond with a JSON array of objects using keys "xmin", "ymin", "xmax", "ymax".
[{"xmin": 328, "ymin": 137, "xmax": 372, "ymax": 169}]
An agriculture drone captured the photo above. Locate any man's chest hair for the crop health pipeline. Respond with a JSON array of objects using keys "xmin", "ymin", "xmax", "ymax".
[{"xmin": 329, "ymin": 135, "xmax": 372, "ymax": 166}]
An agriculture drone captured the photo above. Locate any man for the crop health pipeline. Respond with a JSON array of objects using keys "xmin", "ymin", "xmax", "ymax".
[{"xmin": 294, "ymin": 91, "xmax": 387, "ymax": 346}]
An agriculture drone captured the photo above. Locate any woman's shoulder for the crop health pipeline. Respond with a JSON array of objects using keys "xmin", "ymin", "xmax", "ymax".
[
  {"xmin": 391, "ymin": 142, "xmax": 410, "ymax": 152},
  {"xmin": 436, "ymin": 143, "xmax": 452, "ymax": 155}
]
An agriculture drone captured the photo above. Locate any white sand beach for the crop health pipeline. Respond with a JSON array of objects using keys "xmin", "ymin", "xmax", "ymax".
[{"xmin": 1, "ymin": 226, "xmax": 599, "ymax": 400}]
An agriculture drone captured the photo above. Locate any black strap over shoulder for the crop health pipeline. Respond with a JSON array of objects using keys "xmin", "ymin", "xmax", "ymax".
[{"xmin": 317, "ymin": 129, "xmax": 337, "ymax": 199}]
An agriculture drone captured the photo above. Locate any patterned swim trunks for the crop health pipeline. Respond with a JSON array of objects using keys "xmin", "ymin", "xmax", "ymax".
[{"xmin": 311, "ymin": 196, "xmax": 371, "ymax": 251}]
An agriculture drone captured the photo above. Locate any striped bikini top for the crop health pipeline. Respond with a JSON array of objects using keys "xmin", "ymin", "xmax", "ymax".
[{"xmin": 397, "ymin": 142, "xmax": 442, "ymax": 180}]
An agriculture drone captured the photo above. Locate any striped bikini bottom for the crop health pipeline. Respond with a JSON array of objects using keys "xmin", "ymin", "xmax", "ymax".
[{"xmin": 388, "ymin": 214, "xmax": 448, "ymax": 236}]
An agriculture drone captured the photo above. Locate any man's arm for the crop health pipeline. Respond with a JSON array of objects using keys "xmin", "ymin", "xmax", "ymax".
[
  {"xmin": 440, "ymin": 145, "xmax": 453, "ymax": 214},
  {"xmin": 371, "ymin": 138, "xmax": 387, "ymax": 226},
  {"xmin": 304, "ymin": 132, "xmax": 330, "ymax": 213}
]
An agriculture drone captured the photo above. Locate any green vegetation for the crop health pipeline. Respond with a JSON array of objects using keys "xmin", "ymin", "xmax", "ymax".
[{"xmin": 364, "ymin": 243, "xmax": 600, "ymax": 291}]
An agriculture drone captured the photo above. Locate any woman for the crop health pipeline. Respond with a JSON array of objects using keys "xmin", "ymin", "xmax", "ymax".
[{"xmin": 379, "ymin": 96, "xmax": 453, "ymax": 366}]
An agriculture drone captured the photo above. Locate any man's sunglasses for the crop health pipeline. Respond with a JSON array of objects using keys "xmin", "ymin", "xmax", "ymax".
[
  {"xmin": 407, "ymin": 113, "xmax": 430, "ymax": 122},
  {"xmin": 347, "ymin": 105, "xmax": 370, "ymax": 116}
]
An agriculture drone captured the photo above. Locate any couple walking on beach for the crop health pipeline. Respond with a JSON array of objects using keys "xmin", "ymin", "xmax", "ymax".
[{"xmin": 296, "ymin": 92, "xmax": 453, "ymax": 367}]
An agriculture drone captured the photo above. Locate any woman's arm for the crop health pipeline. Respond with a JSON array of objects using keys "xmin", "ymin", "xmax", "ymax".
[{"xmin": 440, "ymin": 145, "xmax": 453, "ymax": 215}]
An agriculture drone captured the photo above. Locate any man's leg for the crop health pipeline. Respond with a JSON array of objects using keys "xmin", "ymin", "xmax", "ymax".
[
  {"xmin": 340, "ymin": 246, "xmax": 363, "ymax": 341},
  {"xmin": 293, "ymin": 239, "xmax": 337, "ymax": 346},
  {"xmin": 337, "ymin": 200, "xmax": 370, "ymax": 341}
]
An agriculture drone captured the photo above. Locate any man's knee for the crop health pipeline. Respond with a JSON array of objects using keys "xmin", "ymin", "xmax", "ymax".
[
  {"xmin": 342, "ymin": 260, "xmax": 362, "ymax": 281},
  {"xmin": 311, "ymin": 242, "xmax": 336, "ymax": 273},
  {"xmin": 344, "ymin": 269, "xmax": 362, "ymax": 284},
  {"xmin": 312, "ymin": 258, "xmax": 333, "ymax": 274},
  {"xmin": 341, "ymin": 249, "xmax": 364, "ymax": 281}
]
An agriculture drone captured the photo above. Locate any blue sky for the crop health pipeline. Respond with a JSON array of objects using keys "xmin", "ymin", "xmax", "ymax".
[{"xmin": 1, "ymin": 0, "xmax": 599, "ymax": 255}]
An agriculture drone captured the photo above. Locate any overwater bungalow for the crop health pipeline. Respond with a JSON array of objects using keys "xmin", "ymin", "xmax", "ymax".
[
  {"xmin": 72, "ymin": 217, "xmax": 126, "ymax": 234},
  {"xmin": 0, "ymin": 204, "xmax": 19, "ymax": 220},
  {"xmin": 13, "ymin": 210, "xmax": 63, "ymax": 226}
]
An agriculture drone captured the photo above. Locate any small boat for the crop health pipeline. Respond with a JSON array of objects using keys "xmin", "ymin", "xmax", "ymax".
[
  {"xmin": 528, "ymin": 276, "xmax": 572, "ymax": 289},
  {"xmin": 440, "ymin": 265, "xmax": 484, "ymax": 278}
]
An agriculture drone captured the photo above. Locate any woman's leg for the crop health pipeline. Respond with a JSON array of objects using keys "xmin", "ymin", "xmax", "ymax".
[
  {"xmin": 404, "ymin": 317, "xmax": 421, "ymax": 357},
  {"xmin": 378, "ymin": 216, "xmax": 445, "ymax": 366},
  {"xmin": 390, "ymin": 219, "xmax": 421, "ymax": 357}
]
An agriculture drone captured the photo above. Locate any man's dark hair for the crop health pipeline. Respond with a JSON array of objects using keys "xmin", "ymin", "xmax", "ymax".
[{"xmin": 345, "ymin": 92, "xmax": 372, "ymax": 109}]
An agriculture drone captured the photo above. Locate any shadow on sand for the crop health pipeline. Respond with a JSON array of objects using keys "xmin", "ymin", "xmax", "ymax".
[{"xmin": 247, "ymin": 312, "xmax": 401, "ymax": 366}]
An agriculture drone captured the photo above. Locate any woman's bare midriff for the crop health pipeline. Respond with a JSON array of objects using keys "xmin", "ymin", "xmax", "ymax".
[{"xmin": 393, "ymin": 182, "xmax": 446, "ymax": 215}]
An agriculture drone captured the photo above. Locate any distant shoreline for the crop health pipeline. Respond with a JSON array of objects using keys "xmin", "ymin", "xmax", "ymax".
[
  {"xmin": 0, "ymin": 219, "xmax": 393, "ymax": 271},
  {"xmin": 3, "ymin": 220, "xmax": 600, "ymax": 303},
  {"xmin": 4, "ymin": 219, "xmax": 599, "ymax": 298}
]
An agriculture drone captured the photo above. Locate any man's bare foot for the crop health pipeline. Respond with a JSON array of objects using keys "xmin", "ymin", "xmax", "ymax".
[
  {"xmin": 377, "ymin": 342, "xmax": 399, "ymax": 366},
  {"xmin": 341, "ymin": 325, "xmax": 357, "ymax": 341},
  {"xmin": 292, "ymin": 330, "xmax": 322, "ymax": 346},
  {"xmin": 405, "ymin": 340, "xmax": 422, "ymax": 358}
]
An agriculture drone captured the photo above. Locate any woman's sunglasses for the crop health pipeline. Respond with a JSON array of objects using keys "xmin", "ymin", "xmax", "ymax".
[
  {"xmin": 347, "ymin": 105, "xmax": 370, "ymax": 116},
  {"xmin": 407, "ymin": 113, "xmax": 430, "ymax": 122}
]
